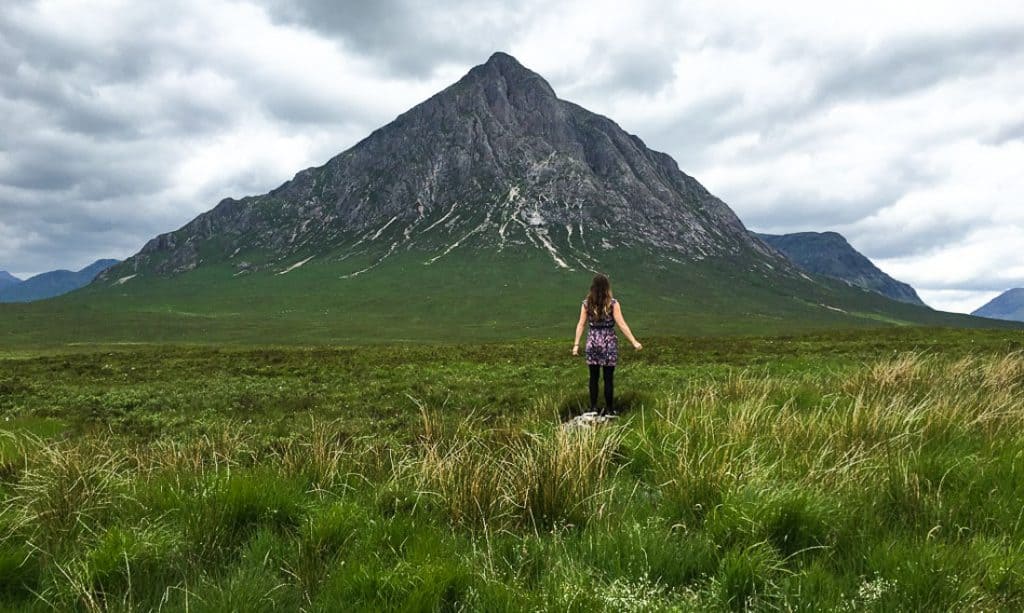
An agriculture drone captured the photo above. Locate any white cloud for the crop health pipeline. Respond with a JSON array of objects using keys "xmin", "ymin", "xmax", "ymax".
[
  {"xmin": 877, "ymin": 225, "xmax": 1024, "ymax": 289},
  {"xmin": 918, "ymin": 289, "xmax": 1005, "ymax": 315}
]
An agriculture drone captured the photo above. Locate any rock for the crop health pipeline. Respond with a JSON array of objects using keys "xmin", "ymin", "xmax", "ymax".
[{"xmin": 561, "ymin": 411, "xmax": 617, "ymax": 430}]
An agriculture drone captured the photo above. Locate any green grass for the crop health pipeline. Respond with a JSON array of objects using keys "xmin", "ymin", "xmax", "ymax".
[
  {"xmin": 2, "ymin": 247, "xmax": 1016, "ymax": 349},
  {"xmin": 1, "ymin": 329, "xmax": 1024, "ymax": 610}
]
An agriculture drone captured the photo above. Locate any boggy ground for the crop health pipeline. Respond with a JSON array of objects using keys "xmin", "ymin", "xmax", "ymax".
[{"xmin": 1, "ymin": 328, "xmax": 1024, "ymax": 611}]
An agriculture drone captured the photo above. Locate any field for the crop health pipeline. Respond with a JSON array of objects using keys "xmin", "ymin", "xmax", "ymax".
[
  {"xmin": 2, "ymin": 327, "xmax": 1024, "ymax": 610},
  {"xmin": 3, "ymin": 247, "xmax": 1016, "ymax": 349}
]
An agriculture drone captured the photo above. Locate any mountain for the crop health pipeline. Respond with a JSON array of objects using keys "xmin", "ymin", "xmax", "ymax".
[
  {"xmin": 0, "ymin": 271, "xmax": 20, "ymax": 291},
  {"xmin": 99, "ymin": 52, "xmax": 778, "ymax": 281},
  {"xmin": 972, "ymin": 289, "xmax": 1024, "ymax": 322},
  {"xmin": 1, "ymin": 53, "xmax": 1013, "ymax": 345},
  {"xmin": 0, "ymin": 259, "xmax": 119, "ymax": 303},
  {"xmin": 755, "ymin": 232, "xmax": 926, "ymax": 306}
]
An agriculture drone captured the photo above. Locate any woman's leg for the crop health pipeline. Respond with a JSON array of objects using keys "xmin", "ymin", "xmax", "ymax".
[
  {"xmin": 603, "ymin": 365, "xmax": 615, "ymax": 413},
  {"xmin": 589, "ymin": 364, "xmax": 600, "ymax": 410}
]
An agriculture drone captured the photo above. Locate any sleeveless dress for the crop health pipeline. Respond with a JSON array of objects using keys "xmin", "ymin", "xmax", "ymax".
[{"xmin": 584, "ymin": 298, "xmax": 618, "ymax": 367}]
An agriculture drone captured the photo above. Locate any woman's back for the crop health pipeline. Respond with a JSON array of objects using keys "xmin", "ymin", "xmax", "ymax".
[{"xmin": 584, "ymin": 297, "xmax": 617, "ymax": 328}]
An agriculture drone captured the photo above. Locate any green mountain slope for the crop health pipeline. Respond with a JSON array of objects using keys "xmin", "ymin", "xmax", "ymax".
[{"xmin": 2, "ymin": 245, "xmax": 1015, "ymax": 348}]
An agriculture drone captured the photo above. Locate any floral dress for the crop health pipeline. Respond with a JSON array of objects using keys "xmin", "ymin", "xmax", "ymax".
[{"xmin": 584, "ymin": 298, "xmax": 618, "ymax": 367}]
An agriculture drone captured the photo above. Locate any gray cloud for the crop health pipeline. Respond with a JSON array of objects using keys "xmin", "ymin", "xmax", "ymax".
[
  {"xmin": 623, "ymin": 25, "xmax": 1024, "ymax": 170},
  {"xmin": 745, "ymin": 195, "xmax": 896, "ymax": 236},
  {"xmin": 989, "ymin": 120, "xmax": 1024, "ymax": 145},
  {"xmin": 256, "ymin": 0, "xmax": 523, "ymax": 77},
  {"xmin": 812, "ymin": 27, "xmax": 1024, "ymax": 104},
  {"xmin": 845, "ymin": 217, "xmax": 989, "ymax": 261},
  {"xmin": 914, "ymin": 276, "xmax": 1024, "ymax": 292},
  {"xmin": 558, "ymin": 40, "xmax": 681, "ymax": 100}
]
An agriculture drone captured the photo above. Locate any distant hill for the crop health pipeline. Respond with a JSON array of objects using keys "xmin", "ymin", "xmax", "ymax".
[
  {"xmin": 755, "ymin": 231, "xmax": 926, "ymax": 306},
  {"xmin": 972, "ymin": 289, "xmax": 1024, "ymax": 322},
  {"xmin": 0, "ymin": 259, "xmax": 119, "ymax": 303},
  {"xmin": 0, "ymin": 271, "xmax": 20, "ymax": 291}
]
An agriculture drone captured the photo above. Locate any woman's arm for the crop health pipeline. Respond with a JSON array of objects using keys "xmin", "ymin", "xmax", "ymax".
[
  {"xmin": 572, "ymin": 304, "xmax": 587, "ymax": 355},
  {"xmin": 613, "ymin": 302, "xmax": 642, "ymax": 350}
]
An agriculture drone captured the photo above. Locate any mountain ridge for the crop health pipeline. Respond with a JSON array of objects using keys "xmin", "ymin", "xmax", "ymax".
[
  {"xmin": 0, "ymin": 271, "xmax": 20, "ymax": 290},
  {"xmin": 972, "ymin": 288, "xmax": 1024, "ymax": 322},
  {"xmin": 754, "ymin": 231, "xmax": 926, "ymax": 306},
  {"xmin": 0, "ymin": 259, "xmax": 119, "ymax": 303}
]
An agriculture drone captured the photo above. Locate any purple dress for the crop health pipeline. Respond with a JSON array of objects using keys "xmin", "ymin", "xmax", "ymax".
[{"xmin": 584, "ymin": 298, "xmax": 618, "ymax": 367}]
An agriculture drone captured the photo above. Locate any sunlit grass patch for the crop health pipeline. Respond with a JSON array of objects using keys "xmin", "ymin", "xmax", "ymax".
[{"xmin": 412, "ymin": 421, "xmax": 623, "ymax": 529}]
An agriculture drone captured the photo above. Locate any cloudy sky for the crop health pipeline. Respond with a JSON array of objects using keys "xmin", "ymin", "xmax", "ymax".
[{"xmin": 1, "ymin": 0, "xmax": 1022, "ymax": 312}]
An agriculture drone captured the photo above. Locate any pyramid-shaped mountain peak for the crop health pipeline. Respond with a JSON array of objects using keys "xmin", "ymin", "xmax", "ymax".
[
  {"xmin": 485, "ymin": 51, "xmax": 520, "ymax": 66},
  {"xmin": 100, "ymin": 52, "xmax": 781, "ymax": 281},
  {"xmin": 448, "ymin": 51, "xmax": 559, "ymax": 115},
  {"xmin": 470, "ymin": 51, "xmax": 554, "ymax": 93}
]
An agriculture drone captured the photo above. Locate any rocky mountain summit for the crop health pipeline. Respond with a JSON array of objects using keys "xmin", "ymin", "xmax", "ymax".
[
  {"xmin": 99, "ymin": 52, "xmax": 784, "ymax": 283},
  {"xmin": 972, "ymin": 288, "xmax": 1024, "ymax": 322},
  {"xmin": 755, "ymin": 232, "xmax": 926, "ymax": 306}
]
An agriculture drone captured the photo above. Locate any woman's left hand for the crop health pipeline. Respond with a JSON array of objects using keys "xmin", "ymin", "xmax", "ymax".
[{"xmin": 633, "ymin": 341, "xmax": 643, "ymax": 350}]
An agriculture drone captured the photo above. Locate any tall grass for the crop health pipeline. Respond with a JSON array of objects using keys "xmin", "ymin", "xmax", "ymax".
[
  {"xmin": 414, "ymin": 422, "xmax": 622, "ymax": 529},
  {"xmin": 0, "ymin": 348, "xmax": 1022, "ymax": 609}
]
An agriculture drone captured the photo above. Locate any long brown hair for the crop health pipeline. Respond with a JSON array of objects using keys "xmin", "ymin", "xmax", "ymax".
[{"xmin": 585, "ymin": 274, "xmax": 613, "ymax": 320}]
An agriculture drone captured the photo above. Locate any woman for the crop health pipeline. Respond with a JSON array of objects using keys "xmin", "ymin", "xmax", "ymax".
[{"xmin": 572, "ymin": 274, "xmax": 642, "ymax": 415}]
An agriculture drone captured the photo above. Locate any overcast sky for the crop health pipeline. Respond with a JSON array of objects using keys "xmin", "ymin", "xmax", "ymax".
[{"xmin": 1, "ymin": 0, "xmax": 1022, "ymax": 312}]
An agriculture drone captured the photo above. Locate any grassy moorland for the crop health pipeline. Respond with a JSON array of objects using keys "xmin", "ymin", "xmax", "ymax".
[
  {"xmin": 1, "ymin": 328, "xmax": 1023, "ymax": 610},
  {"xmin": 3, "ymin": 248, "xmax": 1016, "ymax": 349}
]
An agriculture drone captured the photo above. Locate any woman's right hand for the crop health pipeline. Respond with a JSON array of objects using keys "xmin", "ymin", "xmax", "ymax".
[{"xmin": 572, "ymin": 344, "xmax": 579, "ymax": 356}]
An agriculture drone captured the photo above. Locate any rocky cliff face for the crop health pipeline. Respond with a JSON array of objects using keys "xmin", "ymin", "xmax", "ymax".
[
  {"xmin": 754, "ymin": 231, "xmax": 926, "ymax": 306},
  {"xmin": 99, "ymin": 52, "xmax": 784, "ymax": 282},
  {"xmin": 972, "ymin": 288, "xmax": 1024, "ymax": 322}
]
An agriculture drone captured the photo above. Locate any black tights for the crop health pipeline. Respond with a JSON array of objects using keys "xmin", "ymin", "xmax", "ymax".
[{"xmin": 588, "ymin": 365, "xmax": 614, "ymax": 412}]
